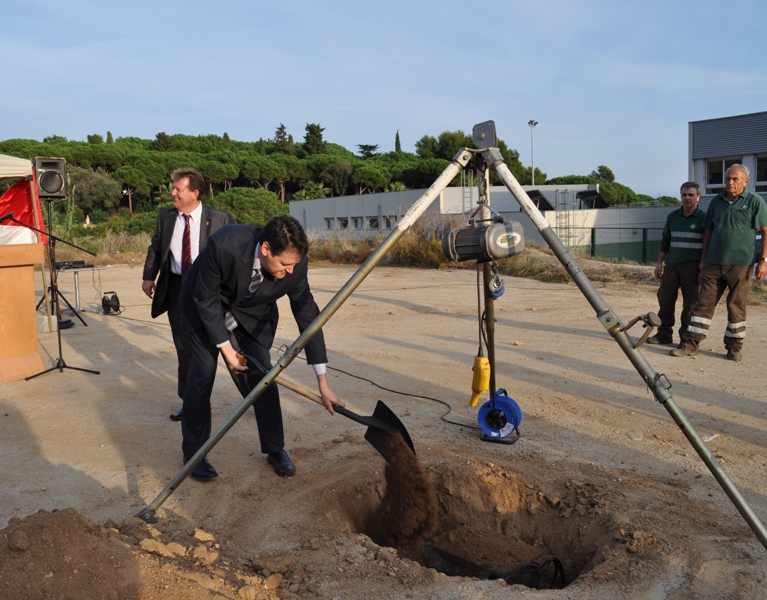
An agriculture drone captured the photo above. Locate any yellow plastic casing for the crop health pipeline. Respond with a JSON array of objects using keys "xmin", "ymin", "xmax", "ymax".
[{"xmin": 470, "ymin": 356, "xmax": 490, "ymax": 406}]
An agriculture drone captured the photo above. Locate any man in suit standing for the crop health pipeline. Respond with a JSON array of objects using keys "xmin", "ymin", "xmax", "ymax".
[
  {"xmin": 180, "ymin": 215, "xmax": 342, "ymax": 480},
  {"xmin": 142, "ymin": 168, "xmax": 234, "ymax": 420}
]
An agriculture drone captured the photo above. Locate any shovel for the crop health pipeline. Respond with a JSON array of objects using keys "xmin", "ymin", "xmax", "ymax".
[
  {"xmin": 274, "ymin": 373, "xmax": 415, "ymax": 462},
  {"xmin": 229, "ymin": 346, "xmax": 415, "ymax": 462}
]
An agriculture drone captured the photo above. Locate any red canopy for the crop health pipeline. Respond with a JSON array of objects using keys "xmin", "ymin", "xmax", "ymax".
[{"xmin": 0, "ymin": 176, "xmax": 47, "ymax": 244}]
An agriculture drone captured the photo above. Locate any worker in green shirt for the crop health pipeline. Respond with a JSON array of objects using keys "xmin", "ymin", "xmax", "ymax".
[
  {"xmin": 647, "ymin": 182, "xmax": 705, "ymax": 346},
  {"xmin": 671, "ymin": 165, "xmax": 767, "ymax": 361}
]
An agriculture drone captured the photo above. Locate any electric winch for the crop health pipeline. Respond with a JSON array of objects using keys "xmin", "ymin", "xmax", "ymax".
[{"xmin": 441, "ymin": 133, "xmax": 525, "ymax": 442}]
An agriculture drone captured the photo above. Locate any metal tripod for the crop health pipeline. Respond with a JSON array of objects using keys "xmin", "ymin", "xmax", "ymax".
[
  {"xmin": 135, "ymin": 121, "xmax": 767, "ymax": 556},
  {"xmin": 11, "ymin": 202, "xmax": 100, "ymax": 379}
]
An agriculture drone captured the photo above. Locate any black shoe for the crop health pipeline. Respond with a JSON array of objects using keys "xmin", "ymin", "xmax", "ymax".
[
  {"xmin": 670, "ymin": 344, "xmax": 698, "ymax": 357},
  {"xmin": 169, "ymin": 409, "xmax": 183, "ymax": 421},
  {"xmin": 647, "ymin": 335, "xmax": 673, "ymax": 345},
  {"xmin": 267, "ymin": 450, "xmax": 296, "ymax": 477},
  {"xmin": 726, "ymin": 350, "xmax": 742, "ymax": 362},
  {"xmin": 185, "ymin": 457, "xmax": 218, "ymax": 480},
  {"xmin": 60, "ymin": 319, "xmax": 75, "ymax": 330}
]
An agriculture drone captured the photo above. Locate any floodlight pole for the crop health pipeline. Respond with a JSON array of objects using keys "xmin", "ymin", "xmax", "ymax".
[{"xmin": 528, "ymin": 120, "xmax": 538, "ymax": 185}]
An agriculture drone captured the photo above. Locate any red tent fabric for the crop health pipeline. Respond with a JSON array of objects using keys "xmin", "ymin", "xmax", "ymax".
[{"xmin": 0, "ymin": 177, "xmax": 47, "ymax": 244}]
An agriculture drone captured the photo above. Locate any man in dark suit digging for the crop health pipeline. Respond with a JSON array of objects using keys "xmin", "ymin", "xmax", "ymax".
[
  {"xmin": 179, "ymin": 215, "xmax": 342, "ymax": 480},
  {"xmin": 142, "ymin": 168, "xmax": 234, "ymax": 421}
]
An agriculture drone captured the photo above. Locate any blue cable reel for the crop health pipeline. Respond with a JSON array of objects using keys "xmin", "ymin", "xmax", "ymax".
[{"xmin": 478, "ymin": 388, "xmax": 522, "ymax": 440}]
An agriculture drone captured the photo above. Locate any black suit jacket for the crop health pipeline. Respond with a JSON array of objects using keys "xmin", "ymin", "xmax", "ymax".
[
  {"xmin": 142, "ymin": 205, "xmax": 234, "ymax": 318},
  {"xmin": 181, "ymin": 224, "xmax": 327, "ymax": 365}
]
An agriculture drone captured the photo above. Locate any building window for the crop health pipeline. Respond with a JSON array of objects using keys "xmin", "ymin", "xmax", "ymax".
[
  {"xmin": 757, "ymin": 155, "xmax": 767, "ymax": 193},
  {"xmin": 383, "ymin": 215, "xmax": 398, "ymax": 229},
  {"xmin": 352, "ymin": 217, "xmax": 363, "ymax": 229},
  {"xmin": 706, "ymin": 157, "xmax": 742, "ymax": 194},
  {"xmin": 324, "ymin": 218, "xmax": 334, "ymax": 230},
  {"xmin": 338, "ymin": 217, "xmax": 348, "ymax": 229},
  {"xmin": 368, "ymin": 216, "xmax": 379, "ymax": 229}
]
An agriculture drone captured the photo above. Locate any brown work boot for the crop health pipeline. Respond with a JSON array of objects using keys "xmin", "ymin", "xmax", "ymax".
[
  {"xmin": 670, "ymin": 344, "xmax": 698, "ymax": 357},
  {"xmin": 647, "ymin": 335, "xmax": 673, "ymax": 345},
  {"xmin": 726, "ymin": 350, "xmax": 742, "ymax": 362}
]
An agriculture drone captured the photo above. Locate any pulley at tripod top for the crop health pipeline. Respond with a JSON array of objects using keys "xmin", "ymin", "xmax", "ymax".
[{"xmin": 477, "ymin": 390, "xmax": 522, "ymax": 438}]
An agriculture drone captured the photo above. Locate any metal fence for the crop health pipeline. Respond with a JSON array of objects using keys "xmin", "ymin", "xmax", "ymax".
[{"xmin": 564, "ymin": 227, "xmax": 664, "ymax": 265}]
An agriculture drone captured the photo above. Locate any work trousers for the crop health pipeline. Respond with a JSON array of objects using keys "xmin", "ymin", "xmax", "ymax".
[
  {"xmin": 181, "ymin": 325, "xmax": 284, "ymax": 461},
  {"xmin": 166, "ymin": 274, "xmax": 190, "ymax": 399},
  {"xmin": 683, "ymin": 264, "xmax": 752, "ymax": 352},
  {"xmin": 656, "ymin": 261, "xmax": 700, "ymax": 341}
]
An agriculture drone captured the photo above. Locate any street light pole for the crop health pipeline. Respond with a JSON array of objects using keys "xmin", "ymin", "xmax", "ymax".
[{"xmin": 528, "ymin": 120, "xmax": 538, "ymax": 186}]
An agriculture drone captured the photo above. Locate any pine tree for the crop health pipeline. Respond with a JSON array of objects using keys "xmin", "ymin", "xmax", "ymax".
[
  {"xmin": 395, "ymin": 130, "xmax": 402, "ymax": 153},
  {"xmin": 357, "ymin": 144, "xmax": 379, "ymax": 159},
  {"xmin": 304, "ymin": 123, "xmax": 326, "ymax": 155},
  {"xmin": 274, "ymin": 123, "xmax": 291, "ymax": 154},
  {"xmin": 106, "ymin": 131, "xmax": 114, "ymax": 144}
]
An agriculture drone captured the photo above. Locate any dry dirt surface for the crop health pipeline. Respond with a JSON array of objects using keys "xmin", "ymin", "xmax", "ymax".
[{"xmin": 2, "ymin": 262, "xmax": 767, "ymax": 599}]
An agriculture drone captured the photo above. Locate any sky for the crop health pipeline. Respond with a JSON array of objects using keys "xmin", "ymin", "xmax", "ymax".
[{"xmin": 2, "ymin": 0, "xmax": 766, "ymax": 197}]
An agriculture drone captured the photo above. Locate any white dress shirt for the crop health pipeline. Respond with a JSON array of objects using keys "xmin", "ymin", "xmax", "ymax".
[{"xmin": 170, "ymin": 203, "xmax": 203, "ymax": 275}]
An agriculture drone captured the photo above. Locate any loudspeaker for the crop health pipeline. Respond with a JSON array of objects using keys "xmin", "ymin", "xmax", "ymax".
[{"xmin": 35, "ymin": 157, "xmax": 68, "ymax": 200}]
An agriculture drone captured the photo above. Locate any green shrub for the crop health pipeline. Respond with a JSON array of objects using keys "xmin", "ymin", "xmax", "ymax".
[
  {"xmin": 209, "ymin": 187, "xmax": 288, "ymax": 225},
  {"xmin": 127, "ymin": 213, "xmax": 157, "ymax": 235},
  {"xmin": 90, "ymin": 209, "xmax": 109, "ymax": 224}
]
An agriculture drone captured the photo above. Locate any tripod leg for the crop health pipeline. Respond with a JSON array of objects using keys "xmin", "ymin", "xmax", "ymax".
[
  {"xmin": 57, "ymin": 289, "xmax": 87, "ymax": 326},
  {"xmin": 61, "ymin": 363, "xmax": 100, "ymax": 375},
  {"xmin": 25, "ymin": 362, "xmax": 63, "ymax": 380}
]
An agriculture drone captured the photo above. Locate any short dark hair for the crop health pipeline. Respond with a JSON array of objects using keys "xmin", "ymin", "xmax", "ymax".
[
  {"xmin": 171, "ymin": 167, "xmax": 206, "ymax": 199},
  {"xmin": 260, "ymin": 215, "xmax": 309, "ymax": 257},
  {"xmin": 680, "ymin": 181, "xmax": 701, "ymax": 195}
]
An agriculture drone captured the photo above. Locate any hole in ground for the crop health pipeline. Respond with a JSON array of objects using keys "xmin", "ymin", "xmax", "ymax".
[{"xmin": 340, "ymin": 436, "xmax": 617, "ymax": 589}]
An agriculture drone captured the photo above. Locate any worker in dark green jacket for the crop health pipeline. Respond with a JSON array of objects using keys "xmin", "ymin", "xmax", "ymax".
[
  {"xmin": 648, "ymin": 182, "xmax": 706, "ymax": 346},
  {"xmin": 671, "ymin": 165, "xmax": 767, "ymax": 362}
]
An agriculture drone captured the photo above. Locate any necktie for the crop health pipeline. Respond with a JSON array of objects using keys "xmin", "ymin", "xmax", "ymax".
[
  {"xmin": 224, "ymin": 262, "xmax": 262, "ymax": 331},
  {"xmin": 181, "ymin": 214, "xmax": 192, "ymax": 281},
  {"xmin": 248, "ymin": 263, "xmax": 262, "ymax": 294}
]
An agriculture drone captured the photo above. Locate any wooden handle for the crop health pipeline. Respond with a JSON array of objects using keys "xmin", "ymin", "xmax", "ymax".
[{"xmin": 274, "ymin": 373, "xmax": 325, "ymax": 406}]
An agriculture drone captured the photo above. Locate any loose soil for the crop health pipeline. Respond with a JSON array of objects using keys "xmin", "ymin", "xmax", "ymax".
[{"xmin": 2, "ymin": 262, "xmax": 767, "ymax": 599}]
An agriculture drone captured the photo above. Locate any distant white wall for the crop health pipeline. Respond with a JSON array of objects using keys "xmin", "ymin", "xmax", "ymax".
[{"xmin": 291, "ymin": 185, "xmax": 675, "ymax": 251}]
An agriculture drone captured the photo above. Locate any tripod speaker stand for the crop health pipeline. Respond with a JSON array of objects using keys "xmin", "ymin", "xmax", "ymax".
[{"xmin": 8, "ymin": 202, "xmax": 100, "ymax": 380}]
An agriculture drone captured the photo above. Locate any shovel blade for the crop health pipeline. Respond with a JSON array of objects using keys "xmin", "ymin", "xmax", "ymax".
[{"xmin": 363, "ymin": 400, "xmax": 416, "ymax": 461}]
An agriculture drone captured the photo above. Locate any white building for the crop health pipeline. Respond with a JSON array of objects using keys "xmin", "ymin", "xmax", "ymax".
[{"xmin": 290, "ymin": 184, "xmax": 674, "ymax": 263}]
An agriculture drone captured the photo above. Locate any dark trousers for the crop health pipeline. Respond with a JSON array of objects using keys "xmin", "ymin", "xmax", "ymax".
[
  {"xmin": 683, "ymin": 264, "xmax": 752, "ymax": 352},
  {"xmin": 166, "ymin": 274, "xmax": 191, "ymax": 399},
  {"xmin": 181, "ymin": 325, "xmax": 284, "ymax": 460},
  {"xmin": 656, "ymin": 261, "xmax": 700, "ymax": 341}
]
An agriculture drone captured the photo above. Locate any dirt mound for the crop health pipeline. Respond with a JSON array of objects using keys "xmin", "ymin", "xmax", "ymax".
[
  {"xmin": 0, "ymin": 509, "xmax": 278, "ymax": 600},
  {"xmin": 0, "ymin": 508, "xmax": 139, "ymax": 599}
]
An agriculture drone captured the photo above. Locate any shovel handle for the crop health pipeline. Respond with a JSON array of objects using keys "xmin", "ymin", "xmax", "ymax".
[
  {"xmin": 234, "ymin": 349, "xmax": 334, "ymax": 409},
  {"xmin": 275, "ymin": 374, "xmax": 373, "ymax": 429},
  {"xmin": 274, "ymin": 373, "xmax": 326, "ymax": 407}
]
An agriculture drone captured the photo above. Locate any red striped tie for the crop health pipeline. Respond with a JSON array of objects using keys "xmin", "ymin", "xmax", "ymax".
[{"xmin": 181, "ymin": 214, "xmax": 192, "ymax": 281}]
